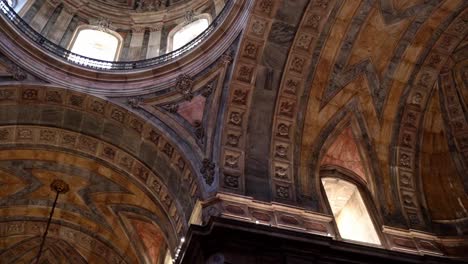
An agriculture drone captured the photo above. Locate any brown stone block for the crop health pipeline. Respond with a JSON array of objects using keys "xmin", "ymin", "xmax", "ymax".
[
  {"xmin": 227, "ymin": 107, "xmax": 246, "ymax": 128},
  {"xmin": 397, "ymin": 148, "xmax": 415, "ymax": 170},
  {"xmin": 0, "ymin": 88, "xmax": 18, "ymax": 103},
  {"xmin": 277, "ymin": 213, "xmax": 303, "ymax": 228},
  {"xmin": 235, "ymin": 63, "xmax": 257, "ymax": 84},
  {"xmin": 241, "ymin": 38, "xmax": 264, "ymax": 62},
  {"xmin": 87, "ymin": 97, "xmax": 107, "ymax": 116},
  {"xmin": 65, "ymin": 92, "xmax": 86, "ymax": 109},
  {"xmin": 391, "ymin": 235, "xmax": 418, "ymax": 251},
  {"xmin": 434, "ymin": 33, "xmax": 461, "ymax": 55},
  {"xmin": 445, "ymin": 11, "xmax": 468, "ymax": 36},
  {"xmin": 425, "ymin": 51, "xmax": 447, "ymax": 70},
  {"xmin": 20, "ymin": 87, "xmax": 42, "ymax": 103},
  {"xmin": 275, "ymin": 118, "xmax": 293, "ymax": 141},
  {"xmin": 223, "ymin": 203, "xmax": 248, "ymax": 217},
  {"xmin": 15, "ymin": 127, "xmax": 35, "ymax": 142},
  {"xmin": 222, "ymin": 149, "xmax": 244, "ymax": 172},
  {"xmin": 273, "ymin": 140, "xmax": 290, "ymax": 160},
  {"xmin": 277, "ymin": 97, "xmax": 296, "ymax": 119},
  {"xmin": 230, "ymin": 83, "xmax": 251, "ymax": 108},
  {"xmin": 273, "ymin": 182, "xmax": 293, "ymax": 200},
  {"xmin": 247, "ymin": 15, "xmax": 270, "ymax": 39},
  {"xmin": 406, "ymin": 88, "xmax": 428, "ymax": 109},
  {"xmin": 281, "ymin": 75, "xmax": 303, "ymax": 97},
  {"xmin": 44, "ymin": 89, "xmax": 65, "ymax": 104},
  {"xmin": 254, "ymin": 0, "xmax": 278, "ymax": 18},
  {"xmin": 393, "ymin": 59, "xmax": 416, "ymax": 82},
  {"xmin": 108, "ymin": 107, "xmax": 127, "ymax": 124},
  {"xmin": 294, "ymin": 32, "xmax": 316, "ymax": 53},
  {"xmin": 250, "ymin": 209, "xmax": 274, "ymax": 224},
  {"xmin": 399, "ymin": 128, "xmax": 417, "ymax": 149},
  {"xmin": 272, "ymin": 160, "xmax": 291, "ymax": 181},
  {"xmin": 302, "ymin": 11, "xmax": 327, "ymax": 34},
  {"xmin": 224, "ymin": 129, "xmax": 243, "ymax": 148},
  {"xmin": 0, "ymin": 126, "xmax": 15, "ymax": 143},
  {"xmin": 398, "ymin": 169, "xmax": 414, "ymax": 189}
]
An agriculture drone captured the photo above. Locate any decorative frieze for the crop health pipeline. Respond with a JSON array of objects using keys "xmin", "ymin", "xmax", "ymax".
[
  {"xmin": 218, "ymin": 0, "xmax": 278, "ymax": 193},
  {"xmin": 198, "ymin": 193, "xmax": 334, "ymax": 235},
  {"xmin": 268, "ymin": 0, "xmax": 336, "ymax": 202}
]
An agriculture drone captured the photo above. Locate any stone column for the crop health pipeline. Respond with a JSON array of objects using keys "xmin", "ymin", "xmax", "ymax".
[
  {"xmin": 47, "ymin": 6, "xmax": 75, "ymax": 44},
  {"xmin": 30, "ymin": 0, "xmax": 59, "ymax": 33},
  {"xmin": 214, "ymin": 0, "xmax": 225, "ymax": 15},
  {"xmin": 127, "ymin": 27, "xmax": 145, "ymax": 61},
  {"xmin": 145, "ymin": 23, "xmax": 163, "ymax": 59}
]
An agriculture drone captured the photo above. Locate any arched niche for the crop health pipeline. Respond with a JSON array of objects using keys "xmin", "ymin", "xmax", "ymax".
[
  {"xmin": 316, "ymin": 118, "xmax": 381, "ymax": 205},
  {"xmin": 312, "ymin": 116, "xmax": 386, "ymax": 245}
]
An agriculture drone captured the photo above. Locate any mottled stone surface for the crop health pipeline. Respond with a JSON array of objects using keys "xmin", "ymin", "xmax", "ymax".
[{"xmin": 321, "ymin": 127, "xmax": 367, "ymax": 182}]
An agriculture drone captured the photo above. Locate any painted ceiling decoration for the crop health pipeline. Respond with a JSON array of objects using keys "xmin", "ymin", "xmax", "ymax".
[{"xmin": 0, "ymin": 0, "xmax": 467, "ymax": 262}]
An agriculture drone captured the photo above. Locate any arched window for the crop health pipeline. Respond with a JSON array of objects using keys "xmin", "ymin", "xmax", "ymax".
[
  {"xmin": 321, "ymin": 176, "xmax": 381, "ymax": 245},
  {"xmin": 6, "ymin": 0, "xmax": 15, "ymax": 7},
  {"xmin": 68, "ymin": 27, "xmax": 121, "ymax": 66},
  {"xmin": 169, "ymin": 17, "xmax": 210, "ymax": 51}
]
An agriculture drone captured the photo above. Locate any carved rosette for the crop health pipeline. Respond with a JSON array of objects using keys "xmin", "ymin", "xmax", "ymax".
[{"xmin": 219, "ymin": 0, "xmax": 280, "ymax": 194}]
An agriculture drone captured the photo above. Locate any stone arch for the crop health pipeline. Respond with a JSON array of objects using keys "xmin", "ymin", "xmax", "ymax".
[
  {"xmin": 0, "ymin": 83, "xmax": 209, "ymax": 259},
  {"xmin": 390, "ymin": 7, "xmax": 468, "ymax": 232}
]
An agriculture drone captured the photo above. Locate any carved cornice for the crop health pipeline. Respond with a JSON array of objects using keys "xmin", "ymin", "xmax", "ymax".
[{"xmin": 196, "ymin": 193, "xmax": 453, "ymax": 257}]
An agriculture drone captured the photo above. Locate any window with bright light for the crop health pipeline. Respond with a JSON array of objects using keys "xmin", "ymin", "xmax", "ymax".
[
  {"xmin": 6, "ymin": 0, "xmax": 14, "ymax": 7},
  {"xmin": 322, "ymin": 177, "xmax": 381, "ymax": 245},
  {"xmin": 69, "ymin": 28, "xmax": 120, "ymax": 66},
  {"xmin": 172, "ymin": 18, "xmax": 209, "ymax": 51},
  {"xmin": 163, "ymin": 249, "xmax": 173, "ymax": 264}
]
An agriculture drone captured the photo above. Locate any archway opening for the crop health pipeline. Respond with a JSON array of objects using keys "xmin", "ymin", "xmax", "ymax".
[{"xmin": 321, "ymin": 177, "xmax": 380, "ymax": 245}]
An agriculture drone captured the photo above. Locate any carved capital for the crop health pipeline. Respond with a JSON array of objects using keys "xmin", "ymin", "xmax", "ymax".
[{"xmin": 148, "ymin": 23, "xmax": 163, "ymax": 32}]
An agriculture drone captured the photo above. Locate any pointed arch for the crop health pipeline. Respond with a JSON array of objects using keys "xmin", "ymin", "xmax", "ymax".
[
  {"xmin": 298, "ymin": 100, "xmax": 393, "ymax": 221},
  {"xmin": 320, "ymin": 126, "xmax": 368, "ymax": 184},
  {"xmin": 319, "ymin": 169, "xmax": 384, "ymax": 246},
  {"xmin": 313, "ymin": 106, "xmax": 387, "ymax": 245}
]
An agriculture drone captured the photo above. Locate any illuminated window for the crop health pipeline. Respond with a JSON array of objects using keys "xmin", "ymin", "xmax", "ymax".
[
  {"xmin": 6, "ymin": 0, "xmax": 14, "ymax": 7},
  {"xmin": 164, "ymin": 249, "xmax": 173, "ymax": 264},
  {"xmin": 322, "ymin": 177, "xmax": 381, "ymax": 245},
  {"xmin": 68, "ymin": 28, "xmax": 121, "ymax": 67},
  {"xmin": 171, "ymin": 18, "xmax": 209, "ymax": 51}
]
